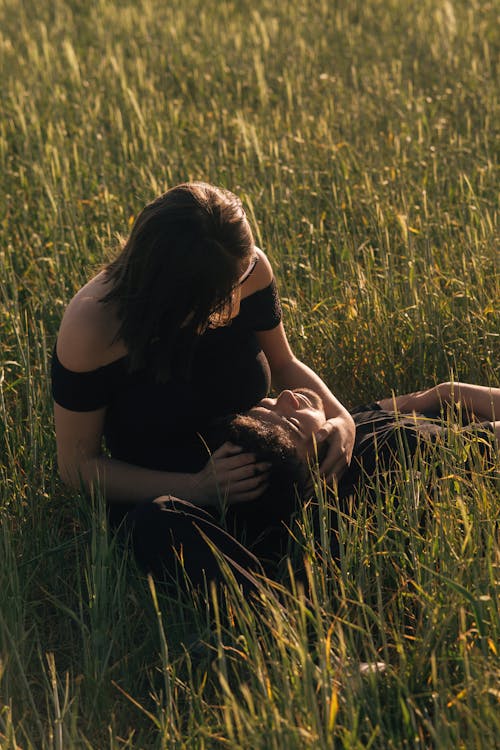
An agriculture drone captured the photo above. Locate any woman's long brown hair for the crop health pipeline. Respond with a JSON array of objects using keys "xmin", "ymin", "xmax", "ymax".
[{"xmin": 101, "ymin": 182, "xmax": 254, "ymax": 379}]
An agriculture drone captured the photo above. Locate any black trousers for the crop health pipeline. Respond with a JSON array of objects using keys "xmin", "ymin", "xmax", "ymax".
[
  {"xmin": 340, "ymin": 404, "xmax": 496, "ymax": 498},
  {"xmin": 109, "ymin": 490, "xmax": 297, "ymax": 595}
]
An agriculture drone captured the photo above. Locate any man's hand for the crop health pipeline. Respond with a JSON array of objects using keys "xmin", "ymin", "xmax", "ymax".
[
  {"xmin": 195, "ymin": 442, "xmax": 270, "ymax": 505},
  {"xmin": 315, "ymin": 413, "xmax": 355, "ymax": 480}
]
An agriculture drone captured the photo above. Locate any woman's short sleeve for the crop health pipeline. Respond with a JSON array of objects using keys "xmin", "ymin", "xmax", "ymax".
[
  {"xmin": 51, "ymin": 346, "xmax": 125, "ymax": 412},
  {"xmin": 240, "ymin": 279, "xmax": 282, "ymax": 331}
]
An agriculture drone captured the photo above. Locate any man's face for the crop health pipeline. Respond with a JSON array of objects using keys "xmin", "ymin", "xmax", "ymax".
[{"xmin": 247, "ymin": 388, "xmax": 326, "ymax": 457}]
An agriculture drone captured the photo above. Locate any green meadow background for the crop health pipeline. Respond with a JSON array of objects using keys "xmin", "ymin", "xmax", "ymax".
[{"xmin": 1, "ymin": 0, "xmax": 499, "ymax": 747}]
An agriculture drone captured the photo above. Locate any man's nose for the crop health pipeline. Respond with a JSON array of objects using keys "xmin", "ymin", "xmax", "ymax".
[{"xmin": 276, "ymin": 390, "xmax": 300, "ymax": 414}]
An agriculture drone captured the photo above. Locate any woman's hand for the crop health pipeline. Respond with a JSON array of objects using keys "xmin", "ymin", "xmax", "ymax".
[
  {"xmin": 194, "ymin": 442, "xmax": 271, "ymax": 506},
  {"xmin": 315, "ymin": 414, "xmax": 356, "ymax": 481}
]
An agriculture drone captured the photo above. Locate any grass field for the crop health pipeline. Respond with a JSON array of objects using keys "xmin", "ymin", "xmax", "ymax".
[{"xmin": 1, "ymin": 0, "xmax": 499, "ymax": 747}]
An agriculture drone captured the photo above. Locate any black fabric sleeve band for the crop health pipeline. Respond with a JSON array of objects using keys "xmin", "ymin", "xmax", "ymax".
[
  {"xmin": 51, "ymin": 346, "xmax": 125, "ymax": 412},
  {"xmin": 241, "ymin": 278, "xmax": 282, "ymax": 331}
]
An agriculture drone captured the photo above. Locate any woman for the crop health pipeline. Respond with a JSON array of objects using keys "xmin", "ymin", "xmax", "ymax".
[{"xmin": 52, "ymin": 182, "xmax": 355, "ymax": 586}]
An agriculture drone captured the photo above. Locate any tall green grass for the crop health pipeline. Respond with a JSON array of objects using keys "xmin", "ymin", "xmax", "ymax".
[{"xmin": 0, "ymin": 0, "xmax": 498, "ymax": 746}]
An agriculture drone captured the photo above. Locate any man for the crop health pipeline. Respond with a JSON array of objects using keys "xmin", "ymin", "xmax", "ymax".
[{"xmin": 130, "ymin": 382, "xmax": 497, "ymax": 590}]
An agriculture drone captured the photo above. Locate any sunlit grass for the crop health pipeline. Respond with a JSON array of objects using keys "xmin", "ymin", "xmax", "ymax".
[{"xmin": 0, "ymin": 0, "xmax": 498, "ymax": 746}]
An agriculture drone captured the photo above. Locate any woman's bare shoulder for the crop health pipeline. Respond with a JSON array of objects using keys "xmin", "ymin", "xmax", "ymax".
[
  {"xmin": 57, "ymin": 273, "xmax": 126, "ymax": 372},
  {"xmin": 241, "ymin": 247, "xmax": 274, "ymax": 297}
]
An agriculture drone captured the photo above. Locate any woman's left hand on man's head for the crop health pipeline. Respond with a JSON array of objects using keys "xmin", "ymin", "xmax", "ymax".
[{"xmin": 315, "ymin": 414, "xmax": 355, "ymax": 481}]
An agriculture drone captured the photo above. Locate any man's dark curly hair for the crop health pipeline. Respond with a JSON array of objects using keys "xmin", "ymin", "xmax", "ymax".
[
  {"xmin": 207, "ymin": 413, "xmax": 309, "ymax": 566},
  {"xmin": 211, "ymin": 413, "xmax": 308, "ymax": 494}
]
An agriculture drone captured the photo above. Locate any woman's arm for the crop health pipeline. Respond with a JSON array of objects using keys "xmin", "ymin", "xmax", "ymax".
[
  {"xmin": 54, "ymin": 403, "xmax": 268, "ymax": 506},
  {"xmin": 250, "ymin": 251, "xmax": 355, "ymax": 478}
]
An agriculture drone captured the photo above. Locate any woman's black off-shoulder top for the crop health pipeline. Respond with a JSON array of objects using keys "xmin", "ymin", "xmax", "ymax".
[{"xmin": 52, "ymin": 280, "xmax": 282, "ymax": 473}]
